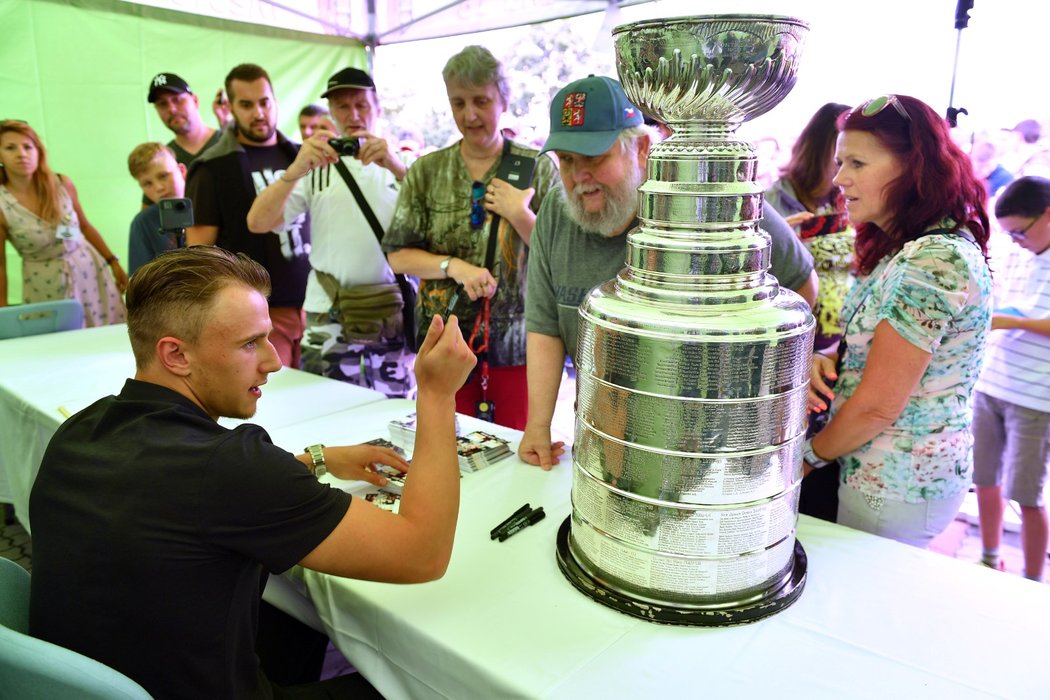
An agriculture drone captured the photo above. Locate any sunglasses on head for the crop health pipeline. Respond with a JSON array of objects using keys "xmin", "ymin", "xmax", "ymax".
[
  {"xmin": 470, "ymin": 180, "xmax": 486, "ymax": 229},
  {"xmin": 855, "ymin": 94, "xmax": 911, "ymax": 122}
]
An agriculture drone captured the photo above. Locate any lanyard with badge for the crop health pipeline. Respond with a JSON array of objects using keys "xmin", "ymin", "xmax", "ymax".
[
  {"xmin": 55, "ymin": 212, "xmax": 78, "ymax": 241},
  {"xmin": 453, "ymin": 140, "xmax": 537, "ymax": 422}
]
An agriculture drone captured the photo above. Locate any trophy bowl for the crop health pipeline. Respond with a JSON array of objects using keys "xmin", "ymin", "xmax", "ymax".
[{"xmin": 613, "ymin": 14, "xmax": 808, "ymax": 128}]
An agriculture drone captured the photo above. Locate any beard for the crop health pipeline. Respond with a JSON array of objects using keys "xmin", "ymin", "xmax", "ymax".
[
  {"xmin": 165, "ymin": 114, "xmax": 191, "ymax": 136},
  {"xmin": 563, "ymin": 159, "xmax": 644, "ymax": 237},
  {"xmin": 235, "ymin": 116, "xmax": 276, "ymax": 144}
]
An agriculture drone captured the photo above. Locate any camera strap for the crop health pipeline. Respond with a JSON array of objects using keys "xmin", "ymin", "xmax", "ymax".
[
  {"xmin": 332, "ymin": 158, "xmax": 413, "ymax": 287},
  {"xmin": 333, "ymin": 159, "xmax": 385, "ymax": 247}
]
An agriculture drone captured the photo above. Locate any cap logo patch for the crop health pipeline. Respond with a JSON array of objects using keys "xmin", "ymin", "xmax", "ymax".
[
  {"xmin": 153, "ymin": 75, "xmax": 168, "ymax": 87},
  {"xmin": 561, "ymin": 92, "xmax": 587, "ymax": 128},
  {"xmin": 624, "ymin": 107, "xmax": 636, "ymax": 119}
]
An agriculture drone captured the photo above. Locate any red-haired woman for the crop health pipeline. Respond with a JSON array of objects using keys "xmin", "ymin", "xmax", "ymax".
[
  {"xmin": 804, "ymin": 95, "xmax": 993, "ymax": 547},
  {"xmin": 0, "ymin": 120, "xmax": 126, "ymax": 325}
]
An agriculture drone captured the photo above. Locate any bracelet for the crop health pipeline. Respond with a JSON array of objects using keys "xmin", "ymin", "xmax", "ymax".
[
  {"xmin": 105, "ymin": 255, "xmax": 119, "ymax": 265},
  {"xmin": 802, "ymin": 437, "xmax": 834, "ymax": 470}
]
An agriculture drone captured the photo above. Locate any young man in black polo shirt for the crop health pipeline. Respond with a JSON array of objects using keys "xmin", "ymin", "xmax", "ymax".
[{"xmin": 28, "ymin": 246, "xmax": 475, "ymax": 699}]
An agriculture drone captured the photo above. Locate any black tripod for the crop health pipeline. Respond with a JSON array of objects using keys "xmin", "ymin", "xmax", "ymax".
[{"xmin": 946, "ymin": 0, "xmax": 975, "ymax": 127}]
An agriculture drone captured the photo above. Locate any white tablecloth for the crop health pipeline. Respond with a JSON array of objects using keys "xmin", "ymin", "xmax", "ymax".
[
  {"xmin": 0, "ymin": 324, "xmax": 386, "ymax": 530},
  {"xmin": 264, "ymin": 401, "xmax": 1050, "ymax": 700}
]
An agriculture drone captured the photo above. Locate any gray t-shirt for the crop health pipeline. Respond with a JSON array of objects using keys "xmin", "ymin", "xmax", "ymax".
[{"xmin": 526, "ymin": 191, "xmax": 814, "ymax": 361}]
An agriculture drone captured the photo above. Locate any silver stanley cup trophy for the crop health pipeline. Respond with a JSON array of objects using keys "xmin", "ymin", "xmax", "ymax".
[{"xmin": 554, "ymin": 15, "xmax": 813, "ymax": 626}]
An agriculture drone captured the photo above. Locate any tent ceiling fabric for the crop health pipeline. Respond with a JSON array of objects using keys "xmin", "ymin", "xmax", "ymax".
[{"xmin": 120, "ymin": 0, "xmax": 655, "ymax": 44}]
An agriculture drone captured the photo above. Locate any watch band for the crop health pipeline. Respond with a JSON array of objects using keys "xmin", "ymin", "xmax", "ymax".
[
  {"xmin": 304, "ymin": 443, "xmax": 327, "ymax": 478},
  {"xmin": 802, "ymin": 437, "xmax": 834, "ymax": 470}
]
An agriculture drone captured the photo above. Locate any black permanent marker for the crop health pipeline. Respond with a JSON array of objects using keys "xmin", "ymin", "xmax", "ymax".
[
  {"xmin": 490, "ymin": 503, "xmax": 531, "ymax": 540},
  {"xmin": 497, "ymin": 507, "xmax": 545, "ymax": 542}
]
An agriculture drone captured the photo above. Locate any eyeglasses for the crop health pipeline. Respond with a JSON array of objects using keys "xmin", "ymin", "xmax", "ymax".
[
  {"xmin": 470, "ymin": 180, "xmax": 486, "ymax": 229},
  {"xmin": 1006, "ymin": 213, "xmax": 1042, "ymax": 239},
  {"xmin": 856, "ymin": 94, "xmax": 911, "ymax": 122}
]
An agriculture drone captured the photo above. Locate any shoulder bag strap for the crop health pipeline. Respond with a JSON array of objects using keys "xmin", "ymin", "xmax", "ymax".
[{"xmin": 483, "ymin": 139, "xmax": 515, "ymax": 273}]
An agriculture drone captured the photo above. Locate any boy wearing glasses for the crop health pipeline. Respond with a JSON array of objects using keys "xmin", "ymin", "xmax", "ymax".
[{"xmin": 973, "ymin": 176, "xmax": 1050, "ymax": 581}]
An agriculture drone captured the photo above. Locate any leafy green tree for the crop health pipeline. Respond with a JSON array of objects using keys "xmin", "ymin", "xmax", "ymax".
[{"xmin": 379, "ymin": 18, "xmax": 616, "ymax": 149}]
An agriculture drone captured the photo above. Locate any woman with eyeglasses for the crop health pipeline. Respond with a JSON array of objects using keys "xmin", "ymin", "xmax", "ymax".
[
  {"xmin": 804, "ymin": 95, "xmax": 993, "ymax": 547},
  {"xmin": 0, "ymin": 120, "xmax": 126, "ymax": 324},
  {"xmin": 385, "ymin": 46, "xmax": 558, "ymax": 429}
]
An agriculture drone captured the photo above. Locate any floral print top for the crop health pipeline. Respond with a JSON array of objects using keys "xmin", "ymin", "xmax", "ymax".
[
  {"xmin": 830, "ymin": 227, "xmax": 993, "ymax": 503},
  {"xmin": 765, "ymin": 179, "xmax": 855, "ymax": 351}
]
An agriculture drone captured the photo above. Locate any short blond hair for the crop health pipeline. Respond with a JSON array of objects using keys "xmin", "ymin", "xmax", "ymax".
[
  {"xmin": 127, "ymin": 246, "xmax": 271, "ymax": 369},
  {"xmin": 127, "ymin": 142, "xmax": 176, "ymax": 179}
]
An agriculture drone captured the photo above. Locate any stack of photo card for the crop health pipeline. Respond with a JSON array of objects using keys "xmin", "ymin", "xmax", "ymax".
[
  {"xmin": 364, "ymin": 437, "xmax": 408, "ymax": 489},
  {"xmin": 364, "ymin": 491, "xmax": 401, "ymax": 514},
  {"xmin": 387, "ymin": 413, "xmax": 418, "ymax": 450},
  {"xmin": 457, "ymin": 431, "xmax": 512, "ymax": 473},
  {"xmin": 388, "ymin": 412, "xmax": 461, "ymax": 451}
]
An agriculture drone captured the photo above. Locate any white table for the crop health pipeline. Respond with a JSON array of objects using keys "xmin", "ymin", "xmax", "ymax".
[
  {"xmin": 264, "ymin": 401, "xmax": 1050, "ymax": 700},
  {"xmin": 0, "ymin": 324, "xmax": 387, "ymax": 531}
]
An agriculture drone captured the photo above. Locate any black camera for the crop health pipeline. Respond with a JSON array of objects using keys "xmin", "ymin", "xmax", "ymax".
[
  {"xmin": 328, "ymin": 137, "xmax": 362, "ymax": 157},
  {"xmin": 158, "ymin": 197, "xmax": 194, "ymax": 231}
]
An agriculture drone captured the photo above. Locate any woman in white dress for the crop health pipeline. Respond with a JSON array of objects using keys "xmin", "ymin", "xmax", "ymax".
[{"xmin": 0, "ymin": 119, "xmax": 126, "ymax": 326}]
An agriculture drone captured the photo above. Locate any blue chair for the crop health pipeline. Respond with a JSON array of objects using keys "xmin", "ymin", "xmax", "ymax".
[
  {"xmin": 0, "ymin": 557, "xmax": 152, "ymax": 699},
  {"xmin": 0, "ymin": 299, "xmax": 85, "ymax": 340}
]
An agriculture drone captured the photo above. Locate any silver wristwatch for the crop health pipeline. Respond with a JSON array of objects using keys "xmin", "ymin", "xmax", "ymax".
[
  {"xmin": 439, "ymin": 256, "xmax": 453, "ymax": 278},
  {"xmin": 801, "ymin": 437, "xmax": 833, "ymax": 470},
  {"xmin": 304, "ymin": 444, "xmax": 327, "ymax": 478}
]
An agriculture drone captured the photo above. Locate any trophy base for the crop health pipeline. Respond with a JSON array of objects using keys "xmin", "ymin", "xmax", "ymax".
[{"xmin": 555, "ymin": 516, "xmax": 807, "ymax": 627}]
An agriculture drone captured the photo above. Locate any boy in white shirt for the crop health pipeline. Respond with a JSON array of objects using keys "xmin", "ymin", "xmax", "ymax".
[{"xmin": 973, "ymin": 176, "xmax": 1050, "ymax": 581}]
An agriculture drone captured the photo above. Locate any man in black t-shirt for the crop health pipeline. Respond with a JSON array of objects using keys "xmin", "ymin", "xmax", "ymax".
[
  {"xmin": 29, "ymin": 246, "xmax": 475, "ymax": 699},
  {"xmin": 186, "ymin": 63, "xmax": 311, "ymax": 368},
  {"xmin": 142, "ymin": 72, "xmax": 223, "ymax": 207}
]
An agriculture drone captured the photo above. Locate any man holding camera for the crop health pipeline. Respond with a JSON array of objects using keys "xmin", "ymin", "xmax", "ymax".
[
  {"xmin": 248, "ymin": 67, "xmax": 414, "ymax": 397},
  {"xmin": 186, "ymin": 63, "xmax": 311, "ymax": 369}
]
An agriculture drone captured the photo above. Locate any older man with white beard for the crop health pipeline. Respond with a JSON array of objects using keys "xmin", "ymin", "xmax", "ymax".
[{"xmin": 519, "ymin": 76, "xmax": 817, "ymax": 470}]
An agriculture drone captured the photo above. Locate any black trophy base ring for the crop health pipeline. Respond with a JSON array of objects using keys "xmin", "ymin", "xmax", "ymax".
[{"xmin": 555, "ymin": 516, "xmax": 807, "ymax": 627}]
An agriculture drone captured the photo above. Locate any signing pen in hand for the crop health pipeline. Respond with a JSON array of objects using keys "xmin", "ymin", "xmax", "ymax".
[{"xmin": 443, "ymin": 290, "xmax": 461, "ymax": 322}]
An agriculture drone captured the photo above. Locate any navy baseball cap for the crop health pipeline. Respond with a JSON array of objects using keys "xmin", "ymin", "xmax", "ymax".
[
  {"xmin": 321, "ymin": 68, "xmax": 376, "ymax": 98},
  {"xmin": 540, "ymin": 75, "xmax": 643, "ymax": 157},
  {"xmin": 147, "ymin": 73, "xmax": 193, "ymax": 103}
]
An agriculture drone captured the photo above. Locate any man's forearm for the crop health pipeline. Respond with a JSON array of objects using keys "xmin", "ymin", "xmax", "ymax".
[
  {"xmin": 396, "ymin": 390, "xmax": 460, "ymax": 578},
  {"xmin": 525, "ymin": 332, "xmax": 568, "ymax": 428},
  {"xmin": 246, "ymin": 177, "xmax": 297, "ymax": 233}
]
